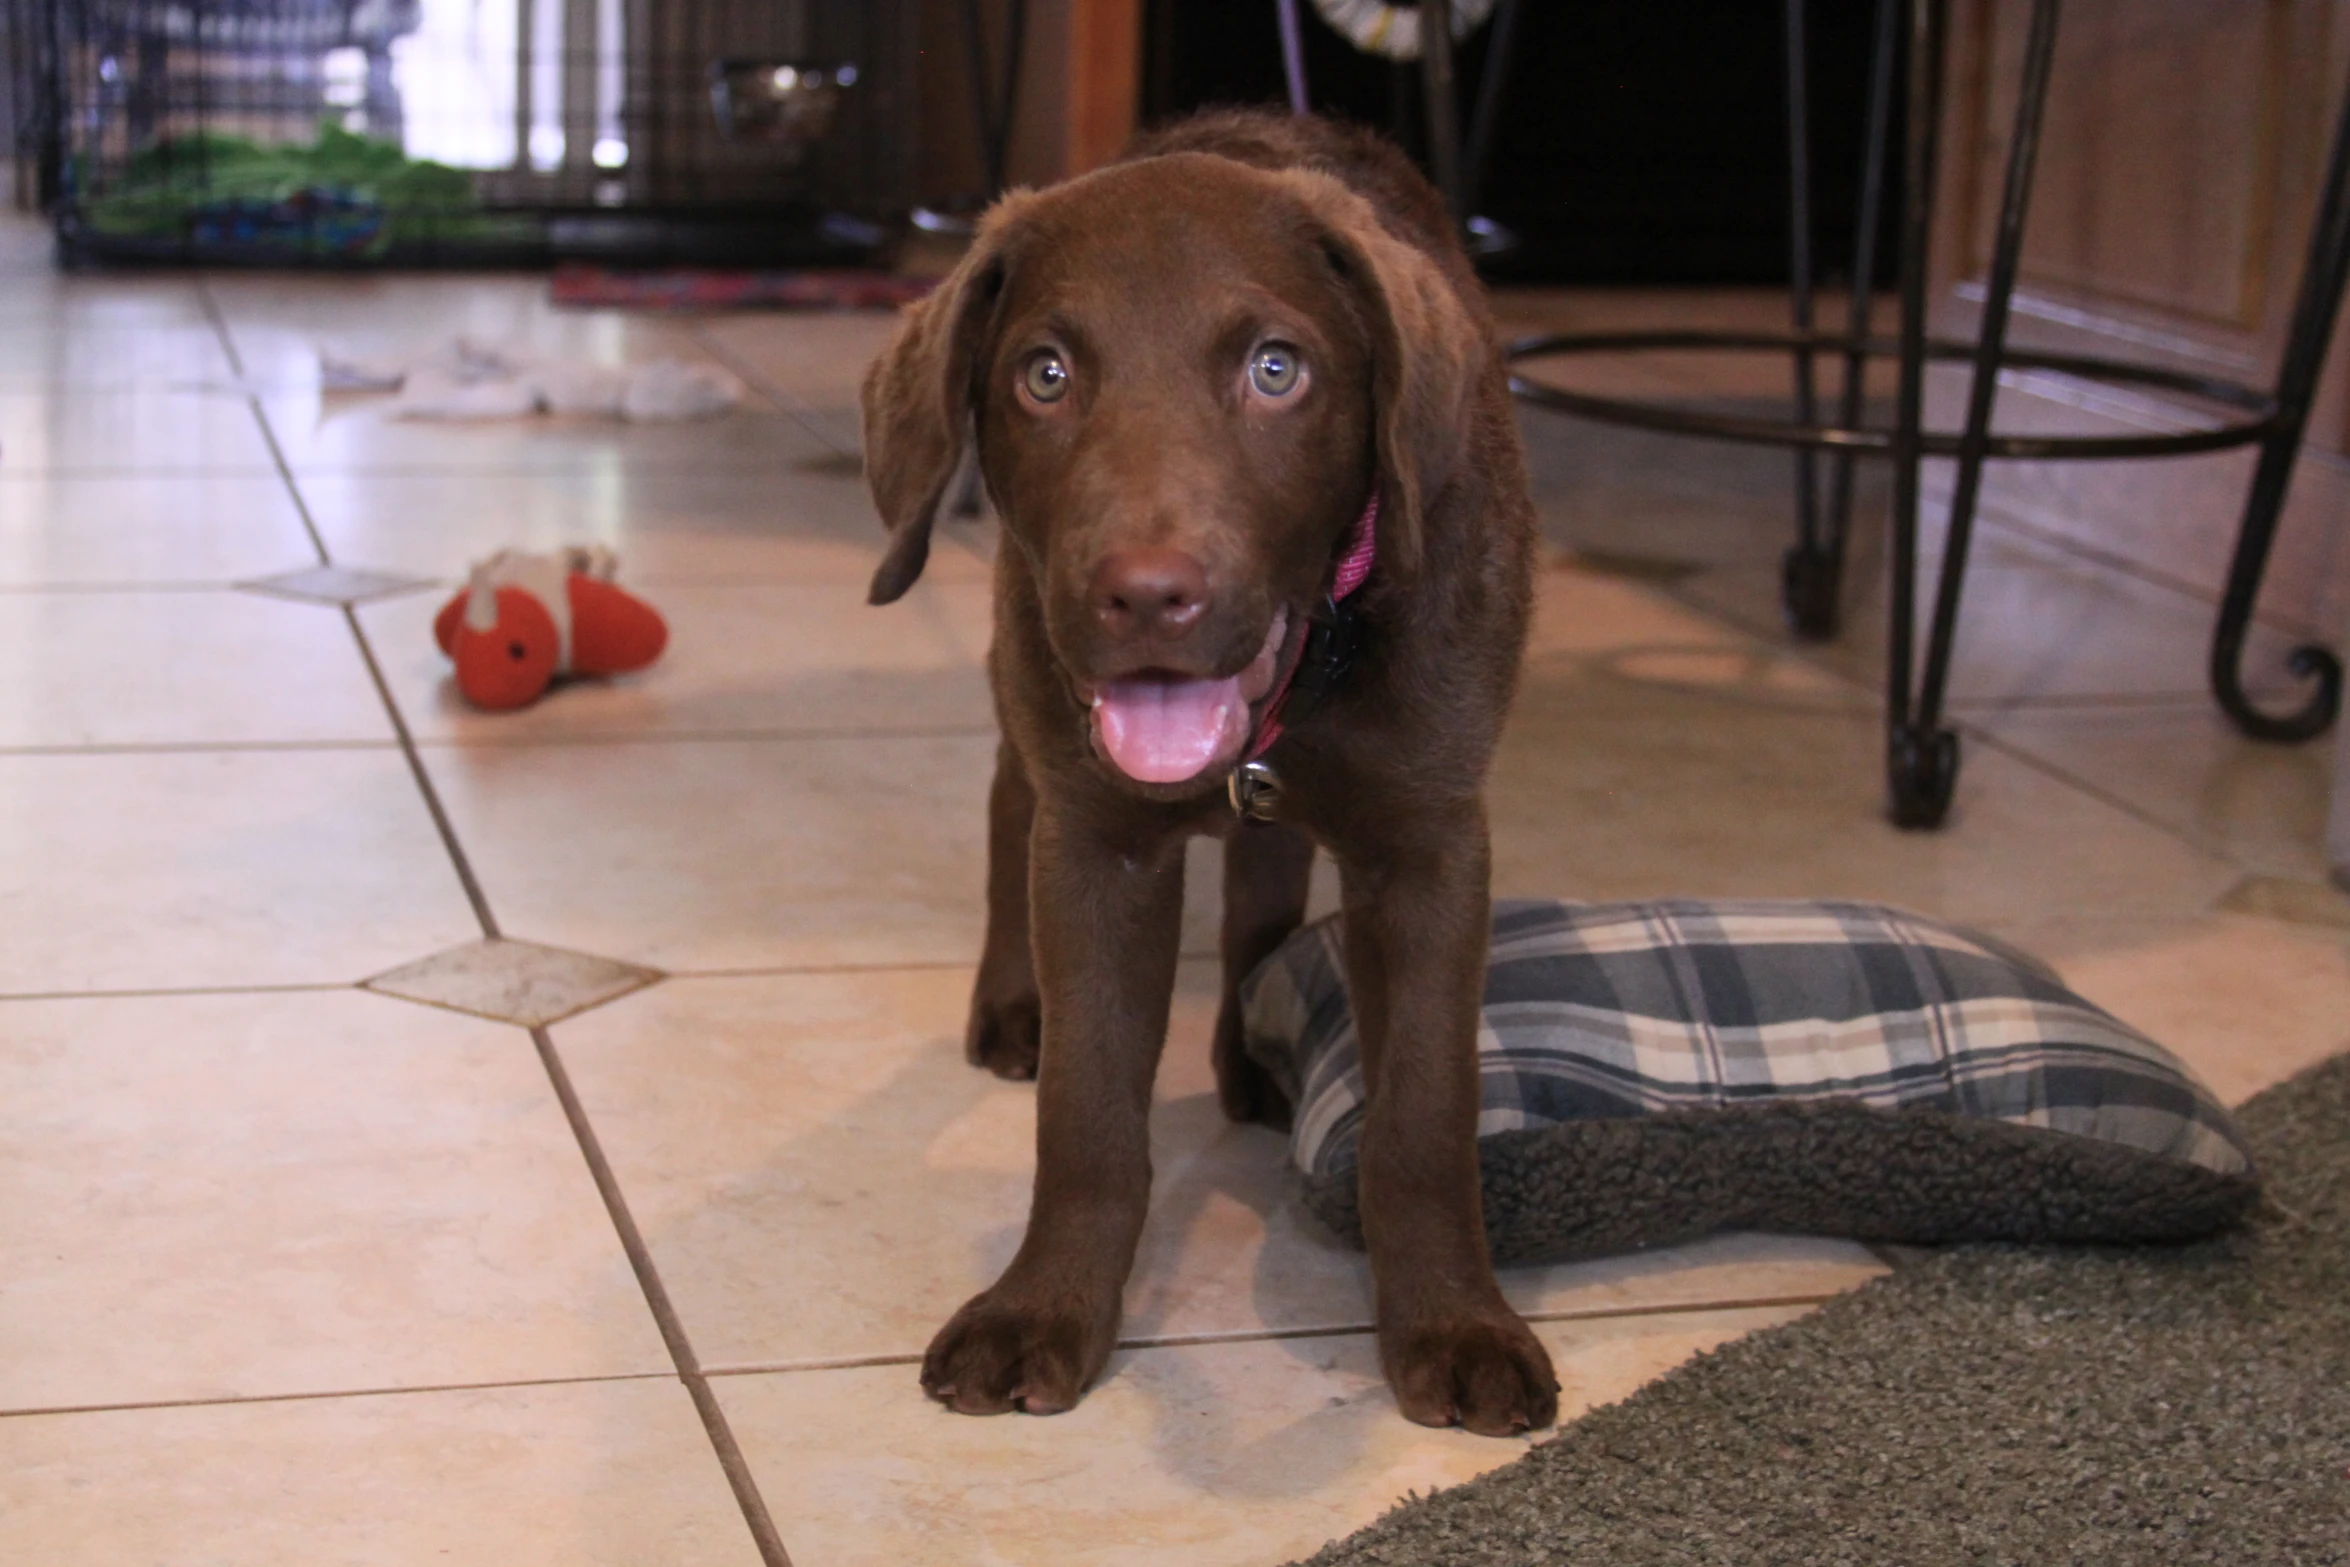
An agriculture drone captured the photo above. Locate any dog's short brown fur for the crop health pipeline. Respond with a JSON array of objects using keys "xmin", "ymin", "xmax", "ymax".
[{"xmin": 860, "ymin": 110, "xmax": 1555, "ymax": 1435}]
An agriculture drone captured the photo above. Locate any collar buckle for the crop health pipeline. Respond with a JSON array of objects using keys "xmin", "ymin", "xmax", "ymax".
[{"xmin": 1228, "ymin": 759, "xmax": 1284, "ymax": 820}]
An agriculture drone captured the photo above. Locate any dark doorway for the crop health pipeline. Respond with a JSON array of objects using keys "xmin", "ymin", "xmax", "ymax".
[{"xmin": 1142, "ymin": 1, "xmax": 1901, "ymax": 286}]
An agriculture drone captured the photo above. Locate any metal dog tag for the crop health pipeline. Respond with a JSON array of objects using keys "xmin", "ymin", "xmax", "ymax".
[{"xmin": 1228, "ymin": 759, "xmax": 1284, "ymax": 821}]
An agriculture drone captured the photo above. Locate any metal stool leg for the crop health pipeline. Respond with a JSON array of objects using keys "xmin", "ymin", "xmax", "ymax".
[
  {"xmin": 1779, "ymin": 0, "xmax": 1830, "ymax": 638},
  {"xmin": 1892, "ymin": 0, "xmax": 2062, "ymax": 829},
  {"xmin": 2208, "ymin": 63, "xmax": 2350, "ymax": 744},
  {"xmin": 958, "ymin": 0, "xmax": 1026, "ymax": 199},
  {"xmin": 1463, "ymin": 0, "xmax": 1525, "ymax": 219},
  {"xmin": 1886, "ymin": 0, "xmax": 1954, "ymax": 827},
  {"xmin": 1796, "ymin": 0, "xmax": 1901, "ymax": 643},
  {"xmin": 1420, "ymin": 0, "xmax": 1465, "ymax": 222},
  {"xmin": 1275, "ymin": 0, "xmax": 1311, "ymax": 116}
]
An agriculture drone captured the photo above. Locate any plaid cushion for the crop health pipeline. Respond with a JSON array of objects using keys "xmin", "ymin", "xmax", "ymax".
[{"xmin": 1242, "ymin": 899, "xmax": 2254, "ymax": 1191}]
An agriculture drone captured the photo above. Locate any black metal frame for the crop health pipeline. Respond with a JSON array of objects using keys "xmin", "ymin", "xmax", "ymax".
[
  {"xmin": 1272, "ymin": 0, "xmax": 1525, "ymax": 238},
  {"xmin": 14, "ymin": 0, "xmax": 919, "ymax": 267},
  {"xmin": 1505, "ymin": 0, "xmax": 2350, "ymax": 829},
  {"xmin": 958, "ymin": 0, "xmax": 1026, "ymax": 200}
]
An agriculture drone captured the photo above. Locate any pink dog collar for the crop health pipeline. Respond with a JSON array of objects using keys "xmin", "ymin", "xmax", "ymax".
[{"xmin": 1229, "ymin": 493, "xmax": 1379, "ymax": 817}]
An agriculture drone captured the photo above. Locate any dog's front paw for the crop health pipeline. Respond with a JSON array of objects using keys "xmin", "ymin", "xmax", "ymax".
[
  {"xmin": 964, "ymin": 989, "xmax": 1042, "ymax": 1080},
  {"xmin": 1383, "ymin": 1310, "xmax": 1560, "ymax": 1437},
  {"xmin": 920, "ymin": 1287, "xmax": 1109, "ymax": 1416}
]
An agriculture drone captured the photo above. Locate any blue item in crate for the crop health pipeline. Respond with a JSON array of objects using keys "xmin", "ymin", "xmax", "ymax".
[{"xmin": 185, "ymin": 186, "xmax": 386, "ymax": 257}]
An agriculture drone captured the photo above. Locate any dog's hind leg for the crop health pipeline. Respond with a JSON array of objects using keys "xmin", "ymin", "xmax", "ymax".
[
  {"xmin": 1212, "ymin": 820, "xmax": 1313, "ymax": 1127},
  {"xmin": 966, "ymin": 739, "xmax": 1043, "ymax": 1079}
]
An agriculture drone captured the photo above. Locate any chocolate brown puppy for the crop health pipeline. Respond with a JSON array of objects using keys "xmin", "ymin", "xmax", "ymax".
[{"xmin": 861, "ymin": 110, "xmax": 1553, "ymax": 1436}]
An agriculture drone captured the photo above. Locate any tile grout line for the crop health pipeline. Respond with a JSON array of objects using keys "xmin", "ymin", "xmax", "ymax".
[
  {"xmin": 683, "ymin": 324, "xmax": 1014, "ymax": 581},
  {"xmin": 1959, "ymin": 721, "xmax": 2250, "ymax": 878},
  {"xmin": 0, "ymin": 1370, "xmax": 678, "ymax": 1422},
  {"xmin": 0, "ymin": 462, "xmax": 833, "ymax": 480},
  {"xmin": 0, "ymin": 949, "xmax": 1230, "ymax": 1006},
  {"xmin": 0, "ymin": 581, "xmax": 249, "ymax": 594},
  {"xmin": 1135, "ymin": 1289, "xmax": 1850, "ymax": 1344},
  {"xmin": 695, "ymin": 1289, "xmax": 1857, "ymax": 1381},
  {"xmin": 1645, "ymin": 564, "xmax": 2268, "ymax": 880},
  {"xmin": 1663, "ymin": 501, "xmax": 2324, "ymax": 722},
  {"xmin": 336, "ymin": 491, "xmax": 808, "ymax": 1567},
  {"xmin": 666, "ymin": 958, "xmax": 984, "ymax": 980},
  {"xmin": 201, "ymin": 275, "xmax": 795, "ymax": 1567},
  {"xmin": 0, "ymin": 1281, "xmax": 1859, "ymax": 1422},
  {"xmin": 526, "ymin": 1024, "xmax": 795, "ymax": 1567},
  {"xmin": 208, "ymin": 278, "xmax": 505, "ymax": 937},
  {"xmin": 0, "ymin": 980, "xmax": 354, "ymax": 1004},
  {"xmin": 0, "ymin": 726, "xmax": 1005, "ymax": 760},
  {"xmin": 362, "ymin": 593, "xmax": 801, "ymax": 1564},
  {"xmin": 1963, "ymin": 493, "xmax": 2341, "ymax": 647},
  {"xmin": 0, "ymin": 469, "xmax": 296, "ymax": 480},
  {"xmin": 1946, "ymin": 690, "xmax": 2307, "ymax": 715},
  {"xmin": 200, "ymin": 281, "xmax": 331, "ymax": 572},
  {"xmin": 658, "ymin": 948, "xmax": 1225, "ymax": 981},
  {"xmin": 688, "ymin": 326, "xmax": 859, "ymax": 459},
  {"xmin": 340, "ymin": 608, "xmax": 505, "ymax": 938},
  {"xmin": 0, "ymin": 958, "xmax": 984, "ymax": 1006},
  {"xmin": 193, "ymin": 275, "xmax": 246, "ymax": 381},
  {"xmin": 404, "ymin": 722, "xmax": 1003, "ymax": 751},
  {"xmin": 0, "ymin": 739, "xmax": 401, "ymax": 758}
]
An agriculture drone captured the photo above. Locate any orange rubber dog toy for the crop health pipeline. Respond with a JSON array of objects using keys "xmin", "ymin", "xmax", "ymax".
[{"xmin": 431, "ymin": 546, "xmax": 667, "ymax": 710}]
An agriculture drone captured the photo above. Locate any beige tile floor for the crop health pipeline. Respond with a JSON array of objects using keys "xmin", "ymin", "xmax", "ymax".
[{"xmin": 3, "ymin": 223, "xmax": 2345, "ymax": 1566}]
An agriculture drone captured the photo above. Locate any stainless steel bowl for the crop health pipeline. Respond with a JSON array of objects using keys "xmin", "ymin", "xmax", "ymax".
[{"xmin": 707, "ymin": 60, "xmax": 857, "ymax": 147}]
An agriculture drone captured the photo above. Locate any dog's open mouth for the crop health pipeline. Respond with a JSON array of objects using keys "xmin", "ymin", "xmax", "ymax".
[{"xmin": 1086, "ymin": 606, "xmax": 1291, "ymax": 785}]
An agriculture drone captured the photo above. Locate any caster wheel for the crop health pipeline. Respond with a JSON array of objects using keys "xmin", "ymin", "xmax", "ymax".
[
  {"xmin": 1888, "ymin": 725, "xmax": 1959, "ymax": 830},
  {"xmin": 1780, "ymin": 544, "xmax": 1842, "ymax": 642}
]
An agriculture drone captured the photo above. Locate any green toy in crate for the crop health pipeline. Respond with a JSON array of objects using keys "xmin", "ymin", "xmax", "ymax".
[{"xmin": 77, "ymin": 125, "xmax": 534, "ymax": 260}]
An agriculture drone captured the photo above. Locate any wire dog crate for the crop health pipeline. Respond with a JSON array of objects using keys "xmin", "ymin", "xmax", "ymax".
[{"xmin": 8, "ymin": 0, "xmax": 917, "ymax": 264}]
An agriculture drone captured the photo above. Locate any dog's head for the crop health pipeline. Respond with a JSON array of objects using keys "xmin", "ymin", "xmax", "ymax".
[{"xmin": 861, "ymin": 152, "xmax": 1483, "ymax": 795}]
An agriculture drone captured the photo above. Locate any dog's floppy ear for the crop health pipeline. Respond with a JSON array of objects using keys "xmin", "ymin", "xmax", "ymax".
[
  {"xmin": 859, "ymin": 197, "xmax": 1033, "ymax": 605},
  {"xmin": 1278, "ymin": 172, "xmax": 1485, "ymax": 579}
]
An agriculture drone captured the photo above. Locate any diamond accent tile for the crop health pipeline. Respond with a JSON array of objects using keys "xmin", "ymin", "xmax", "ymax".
[
  {"xmin": 237, "ymin": 563, "xmax": 437, "ymax": 607},
  {"xmin": 363, "ymin": 938, "xmax": 662, "ymax": 1027}
]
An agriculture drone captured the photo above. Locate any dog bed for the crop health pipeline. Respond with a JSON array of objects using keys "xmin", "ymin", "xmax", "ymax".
[{"xmin": 1239, "ymin": 899, "xmax": 2259, "ymax": 1263}]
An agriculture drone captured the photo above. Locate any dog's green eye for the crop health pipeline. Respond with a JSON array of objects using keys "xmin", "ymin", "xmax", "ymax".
[
  {"xmin": 1022, "ymin": 351, "xmax": 1071, "ymax": 403},
  {"xmin": 1249, "ymin": 343, "xmax": 1302, "ymax": 397}
]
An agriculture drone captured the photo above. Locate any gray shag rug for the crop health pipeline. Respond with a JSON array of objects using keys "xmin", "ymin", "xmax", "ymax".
[{"xmin": 1293, "ymin": 1054, "xmax": 2350, "ymax": 1567}]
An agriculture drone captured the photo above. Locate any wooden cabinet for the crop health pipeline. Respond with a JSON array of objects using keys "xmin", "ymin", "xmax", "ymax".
[
  {"xmin": 914, "ymin": 0, "xmax": 1140, "ymax": 202},
  {"xmin": 1937, "ymin": 0, "xmax": 2350, "ymax": 641}
]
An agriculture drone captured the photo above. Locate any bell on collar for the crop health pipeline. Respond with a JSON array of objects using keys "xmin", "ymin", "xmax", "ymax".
[{"xmin": 1228, "ymin": 759, "xmax": 1283, "ymax": 821}]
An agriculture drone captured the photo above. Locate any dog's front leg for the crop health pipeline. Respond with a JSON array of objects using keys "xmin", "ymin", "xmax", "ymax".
[
  {"xmin": 1335, "ymin": 805, "xmax": 1560, "ymax": 1436},
  {"xmin": 921, "ymin": 795, "xmax": 1186, "ymax": 1415}
]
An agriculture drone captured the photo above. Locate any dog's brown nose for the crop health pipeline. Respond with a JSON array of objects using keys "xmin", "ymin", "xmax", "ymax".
[{"xmin": 1091, "ymin": 548, "xmax": 1208, "ymax": 640}]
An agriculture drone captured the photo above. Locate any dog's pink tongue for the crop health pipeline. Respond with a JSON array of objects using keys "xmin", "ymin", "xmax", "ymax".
[{"xmin": 1093, "ymin": 676, "xmax": 1247, "ymax": 784}]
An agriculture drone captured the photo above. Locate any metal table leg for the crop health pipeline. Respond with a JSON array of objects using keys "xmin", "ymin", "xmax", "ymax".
[
  {"xmin": 1463, "ymin": 0, "xmax": 1525, "ymax": 220},
  {"xmin": 1780, "ymin": 0, "xmax": 1826, "ymax": 637},
  {"xmin": 1276, "ymin": 0, "xmax": 1311, "ymax": 115},
  {"xmin": 1420, "ymin": 0, "xmax": 1465, "ymax": 221},
  {"xmin": 1783, "ymin": 0, "xmax": 1899, "ymax": 641},
  {"xmin": 1506, "ymin": 0, "xmax": 2349, "ymax": 832},
  {"xmin": 2208, "ymin": 66, "xmax": 2350, "ymax": 744},
  {"xmin": 1885, "ymin": 0, "xmax": 1951, "ymax": 826},
  {"xmin": 1889, "ymin": 0, "xmax": 2063, "ymax": 828}
]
